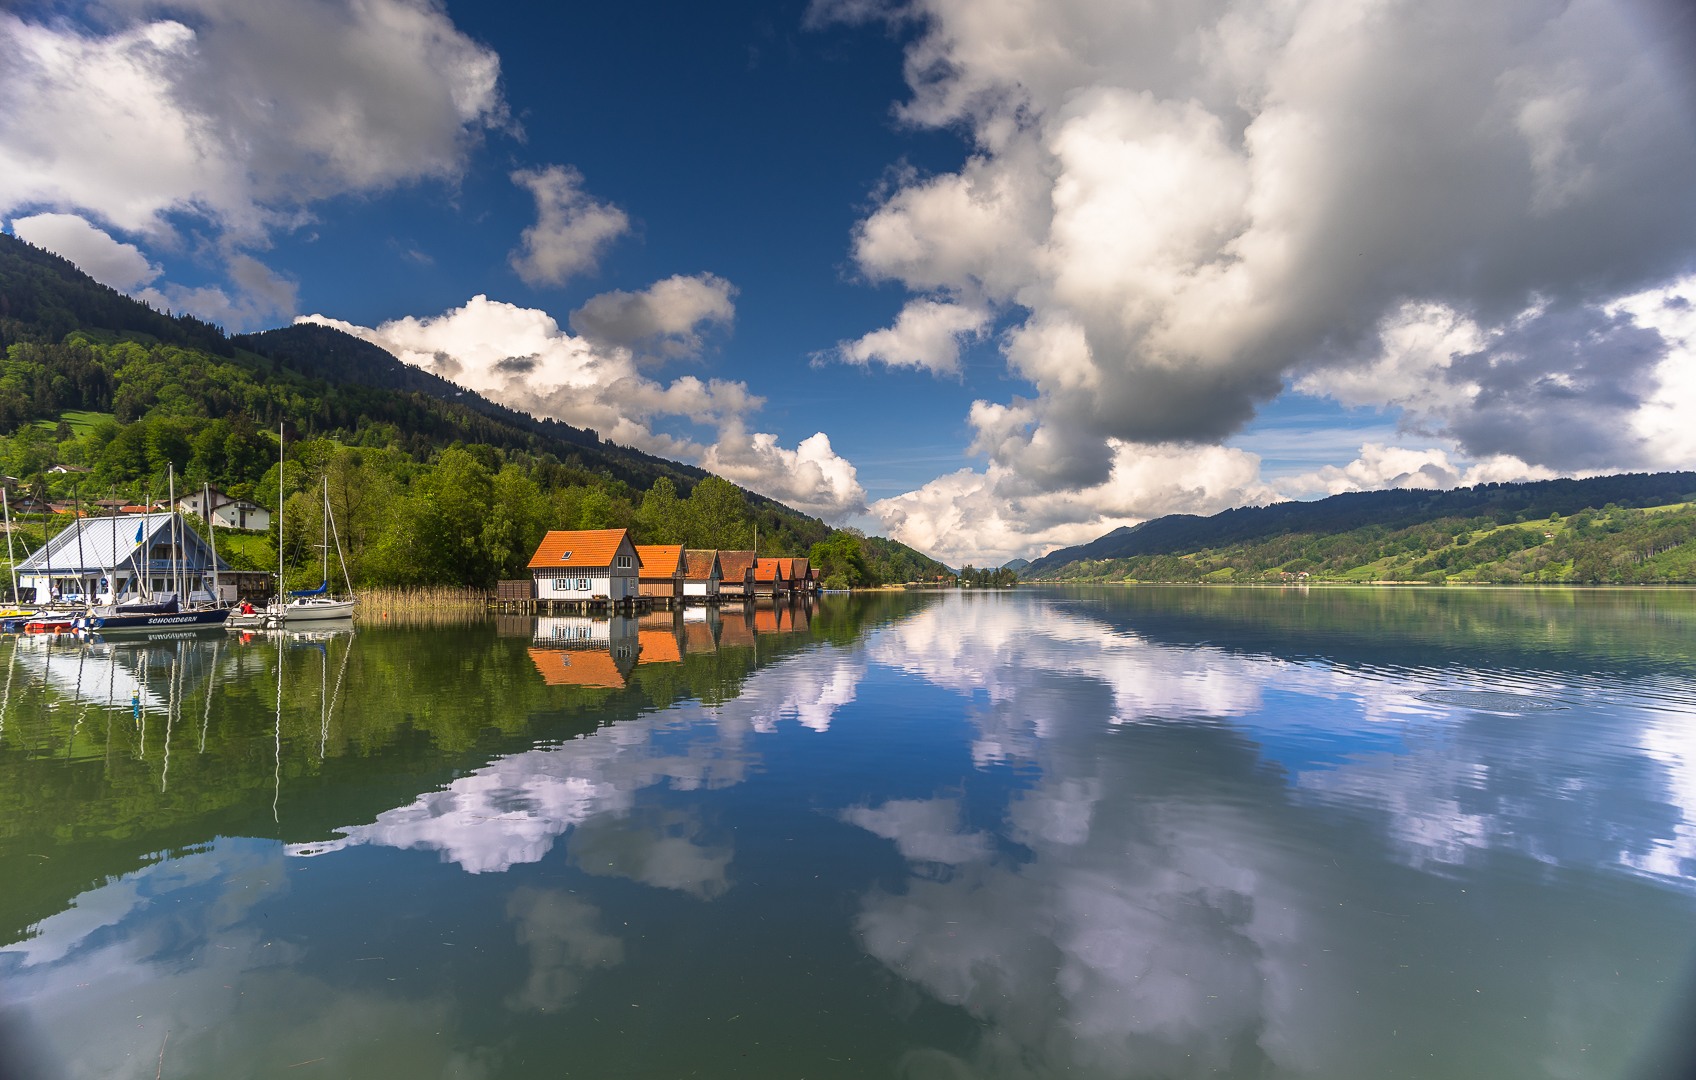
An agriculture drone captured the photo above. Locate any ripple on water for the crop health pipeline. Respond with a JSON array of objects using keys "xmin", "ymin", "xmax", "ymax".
[{"xmin": 1417, "ymin": 689, "xmax": 1569, "ymax": 711}]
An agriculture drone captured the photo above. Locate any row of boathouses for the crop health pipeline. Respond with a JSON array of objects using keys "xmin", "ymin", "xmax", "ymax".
[{"xmin": 505, "ymin": 528, "xmax": 821, "ymax": 609}]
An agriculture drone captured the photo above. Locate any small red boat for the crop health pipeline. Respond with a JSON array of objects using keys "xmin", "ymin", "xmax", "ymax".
[{"xmin": 23, "ymin": 615, "xmax": 76, "ymax": 634}]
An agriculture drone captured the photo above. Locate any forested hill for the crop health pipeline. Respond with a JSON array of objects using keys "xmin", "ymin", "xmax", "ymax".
[
  {"xmin": 0, "ymin": 231, "xmax": 949, "ymax": 588},
  {"xmin": 1026, "ymin": 471, "xmax": 1696, "ymax": 585}
]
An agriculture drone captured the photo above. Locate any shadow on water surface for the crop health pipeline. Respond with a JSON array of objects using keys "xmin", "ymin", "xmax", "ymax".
[{"xmin": 0, "ymin": 586, "xmax": 1692, "ymax": 1079}]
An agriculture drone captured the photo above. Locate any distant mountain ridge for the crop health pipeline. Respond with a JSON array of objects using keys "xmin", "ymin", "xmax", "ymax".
[{"xmin": 1024, "ymin": 472, "xmax": 1696, "ymax": 577}]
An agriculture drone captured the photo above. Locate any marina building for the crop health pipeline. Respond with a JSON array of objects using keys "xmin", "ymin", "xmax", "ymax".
[{"xmin": 13, "ymin": 513, "xmax": 231, "ymax": 603}]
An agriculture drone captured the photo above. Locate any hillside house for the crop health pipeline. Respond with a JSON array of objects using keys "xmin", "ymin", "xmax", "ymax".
[
  {"xmin": 177, "ymin": 488, "xmax": 271, "ymax": 531},
  {"xmin": 636, "ymin": 544, "xmax": 685, "ymax": 598},
  {"xmin": 717, "ymin": 551, "xmax": 757, "ymax": 597},
  {"xmin": 14, "ymin": 512, "xmax": 231, "ymax": 602},
  {"xmin": 528, "ymin": 529, "xmax": 640, "ymax": 601},
  {"xmin": 683, "ymin": 549, "xmax": 722, "ymax": 598}
]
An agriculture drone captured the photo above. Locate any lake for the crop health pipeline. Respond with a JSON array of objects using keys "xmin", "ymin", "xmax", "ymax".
[{"xmin": 2, "ymin": 587, "xmax": 1694, "ymax": 1079}]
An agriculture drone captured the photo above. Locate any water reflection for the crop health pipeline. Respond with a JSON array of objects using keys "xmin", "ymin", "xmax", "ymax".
[{"xmin": 1, "ymin": 588, "xmax": 1693, "ymax": 1079}]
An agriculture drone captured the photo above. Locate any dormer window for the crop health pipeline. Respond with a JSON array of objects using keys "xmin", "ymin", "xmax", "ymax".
[{"xmin": 615, "ymin": 554, "xmax": 632, "ymax": 568}]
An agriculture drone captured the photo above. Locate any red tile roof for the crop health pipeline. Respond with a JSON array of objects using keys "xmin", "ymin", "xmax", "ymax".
[
  {"xmin": 528, "ymin": 529, "xmax": 631, "ymax": 570},
  {"xmin": 718, "ymin": 551, "xmax": 757, "ymax": 580},
  {"xmin": 754, "ymin": 562, "xmax": 779, "ymax": 582},
  {"xmin": 636, "ymin": 544, "xmax": 684, "ymax": 578},
  {"xmin": 683, "ymin": 549, "xmax": 719, "ymax": 580}
]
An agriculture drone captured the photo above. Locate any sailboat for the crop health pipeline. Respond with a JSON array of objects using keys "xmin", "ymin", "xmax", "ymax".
[{"xmin": 281, "ymin": 475, "xmax": 356, "ymax": 623}]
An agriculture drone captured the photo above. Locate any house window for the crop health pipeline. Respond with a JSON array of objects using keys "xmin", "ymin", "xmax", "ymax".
[
  {"xmin": 559, "ymin": 551, "xmax": 573, "ymax": 561},
  {"xmin": 552, "ymin": 579, "xmax": 567, "ymax": 591},
  {"xmin": 577, "ymin": 578, "xmax": 590, "ymax": 591},
  {"xmin": 615, "ymin": 554, "xmax": 632, "ymax": 568}
]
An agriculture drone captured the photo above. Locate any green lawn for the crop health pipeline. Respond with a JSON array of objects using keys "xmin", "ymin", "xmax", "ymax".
[
  {"xmin": 210, "ymin": 529, "xmax": 273, "ymax": 572},
  {"xmin": 35, "ymin": 410, "xmax": 118, "ymax": 437}
]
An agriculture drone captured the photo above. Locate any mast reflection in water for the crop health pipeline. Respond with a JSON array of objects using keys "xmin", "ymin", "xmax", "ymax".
[{"xmin": 1, "ymin": 587, "xmax": 1693, "ymax": 1079}]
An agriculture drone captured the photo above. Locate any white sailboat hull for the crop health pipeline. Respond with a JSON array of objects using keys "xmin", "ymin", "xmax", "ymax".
[{"xmin": 283, "ymin": 599, "xmax": 356, "ymax": 622}]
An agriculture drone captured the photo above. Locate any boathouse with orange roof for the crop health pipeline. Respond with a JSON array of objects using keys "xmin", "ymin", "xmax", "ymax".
[
  {"xmin": 636, "ymin": 544, "xmax": 685, "ymax": 598},
  {"xmin": 528, "ymin": 529, "xmax": 639, "ymax": 601}
]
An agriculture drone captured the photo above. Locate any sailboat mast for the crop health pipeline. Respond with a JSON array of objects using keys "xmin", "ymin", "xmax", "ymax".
[
  {"xmin": 2, "ymin": 487, "xmax": 16, "ymax": 604},
  {"xmin": 278, "ymin": 423, "xmax": 285, "ymax": 610},
  {"xmin": 205, "ymin": 483, "xmax": 220, "ymax": 605},
  {"xmin": 322, "ymin": 476, "xmax": 328, "ymax": 593},
  {"xmin": 168, "ymin": 464, "xmax": 178, "ymax": 599}
]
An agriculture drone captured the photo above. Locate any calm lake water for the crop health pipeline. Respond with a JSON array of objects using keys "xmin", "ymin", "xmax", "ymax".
[{"xmin": 3, "ymin": 587, "xmax": 1695, "ymax": 1079}]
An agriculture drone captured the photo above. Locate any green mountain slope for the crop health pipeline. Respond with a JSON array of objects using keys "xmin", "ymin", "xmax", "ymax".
[
  {"xmin": 0, "ymin": 232, "xmax": 947, "ymax": 587},
  {"xmin": 1027, "ymin": 475, "xmax": 1696, "ymax": 585}
]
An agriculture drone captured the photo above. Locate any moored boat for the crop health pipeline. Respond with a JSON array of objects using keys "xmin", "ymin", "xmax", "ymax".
[{"xmin": 75, "ymin": 606, "xmax": 233, "ymax": 632}]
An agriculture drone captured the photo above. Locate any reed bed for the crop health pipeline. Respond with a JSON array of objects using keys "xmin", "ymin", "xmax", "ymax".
[{"xmin": 354, "ymin": 586, "xmax": 490, "ymax": 625}]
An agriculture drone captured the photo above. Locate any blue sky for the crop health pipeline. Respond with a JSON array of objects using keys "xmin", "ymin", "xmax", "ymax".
[{"xmin": 3, "ymin": 0, "xmax": 1695, "ymax": 564}]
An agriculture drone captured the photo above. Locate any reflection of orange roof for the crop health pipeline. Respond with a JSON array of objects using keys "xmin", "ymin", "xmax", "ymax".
[
  {"xmin": 529, "ymin": 529, "xmax": 630, "ymax": 569},
  {"xmin": 683, "ymin": 549, "xmax": 719, "ymax": 580},
  {"xmin": 720, "ymin": 615, "xmax": 755, "ymax": 647},
  {"xmin": 636, "ymin": 545, "xmax": 684, "ymax": 578},
  {"xmin": 684, "ymin": 622, "xmax": 716, "ymax": 653},
  {"xmin": 718, "ymin": 551, "xmax": 756, "ymax": 578},
  {"xmin": 528, "ymin": 647, "xmax": 626, "ymax": 688},
  {"xmin": 754, "ymin": 607, "xmax": 780, "ymax": 633},
  {"xmin": 637, "ymin": 628, "xmax": 680, "ymax": 664}
]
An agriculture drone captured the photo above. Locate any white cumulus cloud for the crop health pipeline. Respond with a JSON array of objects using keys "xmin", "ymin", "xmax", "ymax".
[
  {"xmin": 509, "ymin": 165, "xmax": 631, "ymax": 287},
  {"xmin": 569, "ymin": 273, "xmax": 737, "ymax": 360},
  {"xmin": 301, "ymin": 286, "xmax": 868, "ymax": 521},
  {"xmin": 10, "ymin": 212, "xmax": 162, "ymax": 291},
  {"xmin": 872, "ymin": 442, "xmax": 1277, "ymax": 567},
  {"xmin": 819, "ymin": 0, "xmax": 1696, "ymax": 556},
  {"xmin": 1282, "ymin": 443, "xmax": 1558, "ymax": 498},
  {"xmin": 829, "ymin": 298, "xmax": 991, "ymax": 375},
  {"xmin": 0, "ymin": 0, "xmax": 509, "ymax": 325}
]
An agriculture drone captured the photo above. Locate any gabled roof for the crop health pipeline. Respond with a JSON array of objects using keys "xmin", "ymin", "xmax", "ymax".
[
  {"xmin": 15, "ymin": 513, "xmax": 230, "ymax": 573},
  {"xmin": 791, "ymin": 558, "xmax": 810, "ymax": 576},
  {"xmin": 776, "ymin": 558, "xmax": 795, "ymax": 578},
  {"xmin": 718, "ymin": 551, "xmax": 757, "ymax": 578},
  {"xmin": 683, "ymin": 549, "xmax": 720, "ymax": 580},
  {"xmin": 528, "ymin": 529, "xmax": 631, "ymax": 570},
  {"xmin": 635, "ymin": 544, "xmax": 684, "ymax": 577}
]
